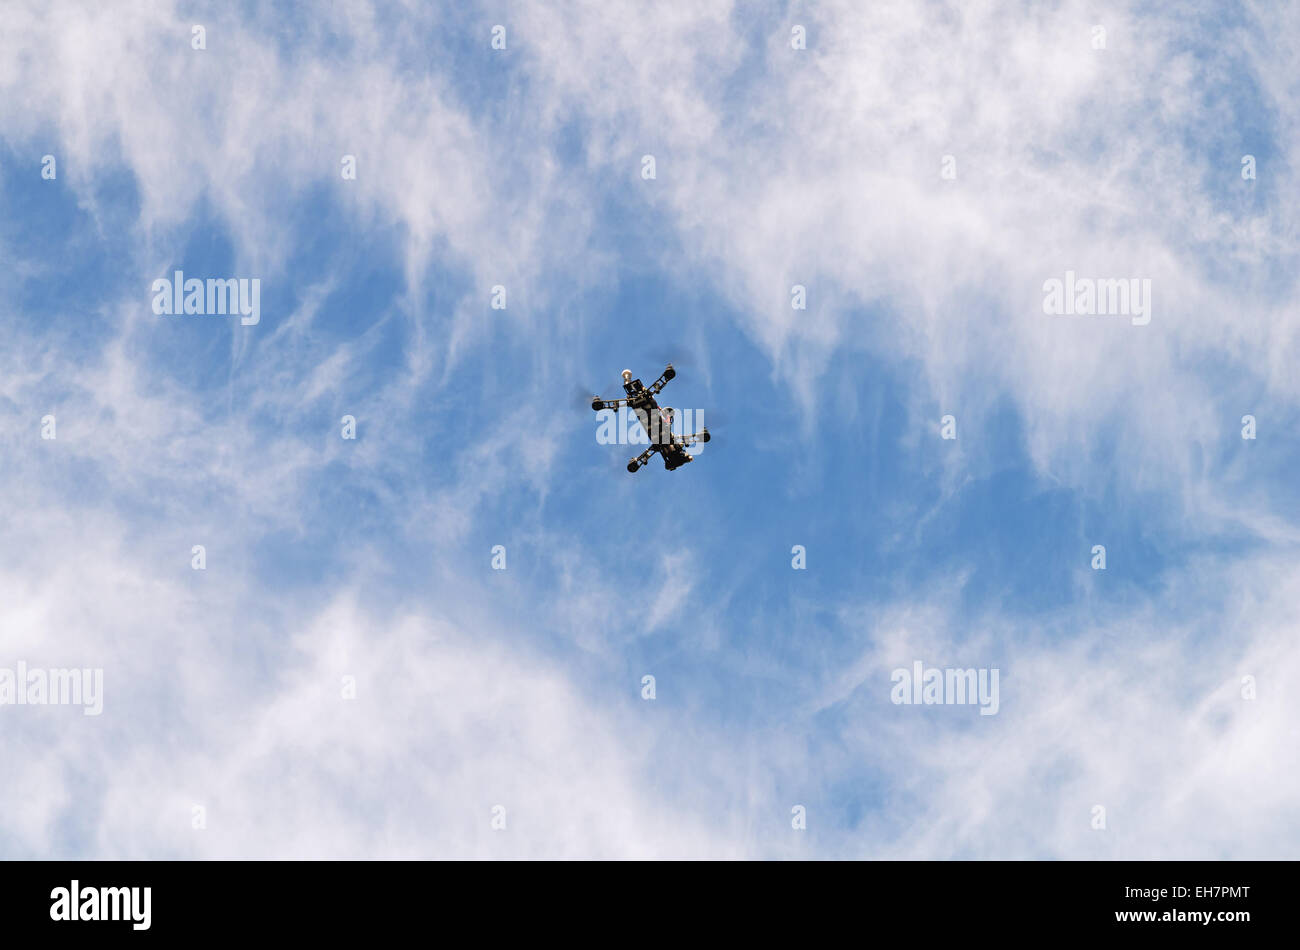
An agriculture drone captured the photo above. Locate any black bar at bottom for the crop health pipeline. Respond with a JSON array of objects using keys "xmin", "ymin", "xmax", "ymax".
[{"xmin": 0, "ymin": 860, "xmax": 1284, "ymax": 938}]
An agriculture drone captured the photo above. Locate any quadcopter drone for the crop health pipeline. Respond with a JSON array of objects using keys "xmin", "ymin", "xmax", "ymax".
[{"xmin": 591, "ymin": 364, "xmax": 710, "ymax": 472}]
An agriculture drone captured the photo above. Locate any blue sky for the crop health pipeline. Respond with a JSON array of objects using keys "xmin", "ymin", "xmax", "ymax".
[{"xmin": 1, "ymin": 1, "xmax": 1299, "ymax": 858}]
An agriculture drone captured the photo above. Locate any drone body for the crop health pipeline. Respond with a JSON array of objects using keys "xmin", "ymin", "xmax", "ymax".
[{"xmin": 591, "ymin": 364, "xmax": 710, "ymax": 473}]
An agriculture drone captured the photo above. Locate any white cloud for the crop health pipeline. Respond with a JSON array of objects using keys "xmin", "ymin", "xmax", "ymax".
[{"xmin": 814, "ymin": 557, "xmax": 1300, "ymax": 858}]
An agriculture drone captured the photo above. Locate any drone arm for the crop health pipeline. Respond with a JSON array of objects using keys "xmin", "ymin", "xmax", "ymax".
[
  {"xmin": 626, "ymin": 445, "xmax": 656, "ymax": 472},
  {"xmin": 646, "ymin": 363, "xmax": 676, "ymax": 396},
  {"xmin": 680, "ymin": 428, "xmax": 711, "ymax": 445},
  {"xmin": 591, "ymin": 396, "xmax": 629, "ymax": 412}
]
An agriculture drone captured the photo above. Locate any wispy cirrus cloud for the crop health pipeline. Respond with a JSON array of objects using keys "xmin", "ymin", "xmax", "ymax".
[{"xmin": 1, "ymin": 0, "xmax": 1297, "ymax": 859}]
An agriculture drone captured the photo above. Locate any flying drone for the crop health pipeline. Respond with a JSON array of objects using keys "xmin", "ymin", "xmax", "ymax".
[{"xmin": 590, "ymin": 364, "xmax": 710, "ymax": 472}]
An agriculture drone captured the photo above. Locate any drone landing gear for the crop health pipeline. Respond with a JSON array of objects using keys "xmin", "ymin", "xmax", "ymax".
[{"xmin": 662, "ymin": 448, "xmax": 694, "ymax": 471}]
